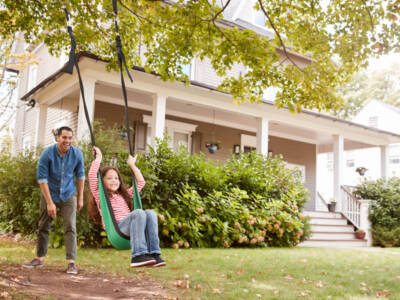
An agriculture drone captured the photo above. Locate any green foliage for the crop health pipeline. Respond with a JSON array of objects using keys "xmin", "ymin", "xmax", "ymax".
[
  {"xmin": 1, "ymin": 1, "xmax": 399, "ymax": 111},
  {"xmin": 0, "ymin": 125, "xmax": 309, "ymax": 248},
  {"xmin": 332, "ymin": 62, "xmax": 400, "ymax": 119},
  {"xmin": 354, "ymin": 178, "xmax": 400, "ymax": 247}
]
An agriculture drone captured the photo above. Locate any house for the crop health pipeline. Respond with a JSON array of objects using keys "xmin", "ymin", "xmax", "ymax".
[
  {"xmin": 11, "ymin": 1, "xmax": 400, "ymax": 246},
  {"xmin": 318, "ymin": 100, "xmax": 400, "ymax": 200}
]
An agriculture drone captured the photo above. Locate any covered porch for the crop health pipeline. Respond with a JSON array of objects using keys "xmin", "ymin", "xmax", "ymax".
[{"xmin": 24, "ymin": 55, "xmax": 400, "ymax": 217}]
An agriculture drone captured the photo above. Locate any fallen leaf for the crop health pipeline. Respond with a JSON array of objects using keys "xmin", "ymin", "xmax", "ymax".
[
  {"xmin": 243, "ymin": 289, "xmax": 249, "ymax": 293},
  {"xmin": 316, "ymin": 280, "xmax": 323, "ymax": 288},
  {"xmin": 360, "ymin": 282, "xmax": 367, "ymax": 287},
  {"xmin": 274, "ymin": 290, "xmax": 280, "ymax": 295},
  {"xmin": 300, "ymin": 292, "xmax": 308, "ymax": 297},
  {"xmin": 251, "ymin": 278, "xmax": 256, "ymax": 283},
  {"xmin": 256, "ymin": 294, "xmax": 262, "ymax": 298},
  {"xmin": 300, "ymin": 259, "xmax": 307, "ymax": 263},
  {"xmin": 213, "ymin": 288, "xmax": 221, "ymax": 294},
  {"xmin": 322, "ymin": 271, "xmax": 327, "ymax": 275},
  {"xmin": 174, "ymin": 280, "xmax": 184, "ymax": 287},
  {"xmin": 360, "ymin": 287, "xmax": 368, "ymax": 291},
  {"xmin": 184, "ymin": 274, "xmax": 190, "ymax": 279},
  {"xmin": 284, "ymin": 274, "xmax": 293, "ymax": 280}
]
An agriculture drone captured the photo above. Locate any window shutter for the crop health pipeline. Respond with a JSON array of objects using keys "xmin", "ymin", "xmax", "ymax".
[
  {"xmin": 134, "ymin": 122, "xmax": 147, "ymax": 152},
  {"xmin": 191, "ymin": 131, "xmax": 202, "ymax": 154}
]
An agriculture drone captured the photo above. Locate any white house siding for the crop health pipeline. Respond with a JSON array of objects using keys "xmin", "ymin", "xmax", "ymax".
[
  {"xmin": 318, "ymin": 100, "xmax": 400, "ymax": 201},
  {"xmin": 34, "ymin": 45, "xmax": 61, "ymax": 85},
  {"xmin": 44, "ymin": 98, "xmax": 79, "ymax": 147}
]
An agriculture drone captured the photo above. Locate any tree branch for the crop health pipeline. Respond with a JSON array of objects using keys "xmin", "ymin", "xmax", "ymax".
[
  {"xmin": 257, "ymin": 0, "xmax": 303, "ymax": 72},
  {"xmin": 360, "ymin": 0, "xmax": 374, "ymax": 29}
]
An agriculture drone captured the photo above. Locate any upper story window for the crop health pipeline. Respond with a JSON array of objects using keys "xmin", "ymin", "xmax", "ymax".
[
  {"xmin": 254, "ymin": 10, "xmax": 266, "ymax": 27},
  {"xmin": 368, "ymin": 115, "xmax": 378, "ymax": 128},
  {"xmin": 179, "ymin": 59, "xmax": 195, "ymax": 80},
  {"xmin": 27, "ymin": 65, "xmax": 38, "ymax": 91}
]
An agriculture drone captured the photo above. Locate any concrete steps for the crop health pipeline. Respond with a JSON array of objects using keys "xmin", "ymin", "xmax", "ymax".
[{"xmin": 299, "ymin": 210, "xmax": 367, "ymax": 247}]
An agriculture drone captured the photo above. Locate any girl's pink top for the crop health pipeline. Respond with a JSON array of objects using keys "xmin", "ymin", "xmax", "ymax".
[{"xmin": 88, "ymin": 160, "xmax": 145, "ymax": 226}]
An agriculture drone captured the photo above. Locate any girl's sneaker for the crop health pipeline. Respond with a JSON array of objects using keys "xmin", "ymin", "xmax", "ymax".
[
  {"xmin": 130, "ymin": 255, "xmax": 156, "ymax": 268},
  {"xmin": 150, "ymin": 254, "xmax": 166, "ymax": 267}
]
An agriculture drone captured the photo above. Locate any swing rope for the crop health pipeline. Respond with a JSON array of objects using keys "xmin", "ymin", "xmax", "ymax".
[
  {"xmin": 63, "ymin": 5, "xmax": 142, "ymax": 249},
  {"xmin": 112, "ymin": 0, "xmax": 142, "ymax": 210}
]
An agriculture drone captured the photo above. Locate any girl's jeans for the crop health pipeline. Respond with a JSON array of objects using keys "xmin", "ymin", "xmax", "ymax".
[{"xmin": 118, "ymin": 209, "xmax": 161, "ymax": 258}]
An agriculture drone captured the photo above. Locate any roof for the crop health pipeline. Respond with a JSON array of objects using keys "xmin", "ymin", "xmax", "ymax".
[{"xmin": 20, "ymin": 52, "xmax": 400, "ymax": 140}]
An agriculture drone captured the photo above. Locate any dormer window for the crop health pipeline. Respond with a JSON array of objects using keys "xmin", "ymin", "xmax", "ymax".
[{"xmin": 254, "ymin": 10, "xmax": 266, "ymax": 27}]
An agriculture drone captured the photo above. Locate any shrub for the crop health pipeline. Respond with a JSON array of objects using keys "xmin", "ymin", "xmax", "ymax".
[
  {"xmin": 0, "ymin": 124, "xmax": 310, "ymax": 248},
  {"xmin": 354, "ymin": 177, "xmax": 400, "ymax": 247}
]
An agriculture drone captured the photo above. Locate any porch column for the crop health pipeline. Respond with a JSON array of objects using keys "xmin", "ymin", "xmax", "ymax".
[
  {"xmin": 333, "ymin": 134, "xmax": 344, "ymax": 211},
  {"xmin": 380, "ymin": 145, "xmax": 389, "ymax": 180},
  {"xmin": 151, "ymin": 93, "xmax": 167, "ymax": 147},
  {"xmin": 256, "ymin": 117, "xmax": 269, "ymax": 155},
  {"xmin": 34, "ymin": 103, "xmax": 48, "ymax": 147},
  {"xmin": 77, "ymin": 78, "xmax": 96, "ymax": 141}
]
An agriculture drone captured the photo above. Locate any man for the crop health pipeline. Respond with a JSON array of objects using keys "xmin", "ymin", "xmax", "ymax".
[{"xmin": 23, "ymin": 126, "xmax": 85, "ymax": 274}]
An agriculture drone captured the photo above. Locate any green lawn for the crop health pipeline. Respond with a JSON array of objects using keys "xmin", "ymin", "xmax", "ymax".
[{"xmin": 1, "ymin": 239, "xmax": 400, "ymax": 299}]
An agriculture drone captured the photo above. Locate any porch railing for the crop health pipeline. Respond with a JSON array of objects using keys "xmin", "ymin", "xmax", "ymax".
[{"xmin": 341, "ymin": 185, "xmax": 361, "ymax": 229}]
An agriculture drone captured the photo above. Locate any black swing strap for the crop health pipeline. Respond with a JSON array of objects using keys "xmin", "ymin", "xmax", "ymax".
[
  {"xmin": 63, "ymin": 7, "xmax": 130, "ymax": 240},
  {"xmin": 112, "ymin": 0, "xmax": 142, "ymax": 210}
]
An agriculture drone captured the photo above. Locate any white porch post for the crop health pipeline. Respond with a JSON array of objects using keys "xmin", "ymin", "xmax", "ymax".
[
  {"xmin": 359, "ymin": 200, "xmax": 372, "ymax": 246},
  {"xmin": 151, "ymin": 93, "xmax": 167, "ymax": 147},
  {"xmin": 333, "ymin": 134, "xmax": 344, "ymax": 211},
  {"xmin": 77, "ymin": 78, "xmax": 96, "ymax": 141},
  {"xmin": 256, "ymin": 117, "xmax": 269, "ymax": 155},
  {"xmin": 380, "ymin": 145, "xmax": 389, "ymax": 180},
  {"xmin": 34, "ymin": 104, "xmax": 48, "ymax": 147}
]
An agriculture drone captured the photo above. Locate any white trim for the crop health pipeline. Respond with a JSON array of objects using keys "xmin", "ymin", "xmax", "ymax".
[
  {"xmin": 27, "ymin": 65, "xmax": 38, "ymax": 92},
  {"xmin": 232, "ymin": 0, "xmax": 247, "ymax": 20}
]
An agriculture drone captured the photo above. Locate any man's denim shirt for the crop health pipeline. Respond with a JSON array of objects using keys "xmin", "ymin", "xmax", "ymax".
[{"xmin": 37, "ymin": 144, "xmax": 85, "ymax": 203}]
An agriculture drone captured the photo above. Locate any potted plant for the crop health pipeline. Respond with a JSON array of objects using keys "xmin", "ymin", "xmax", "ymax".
[
  {"xmin": 327, "ymin": 199, "xmax": 336, "ymax": 212},
  {"xmin": 205, "ymin": 142, "xmax": 221, "ymax": 154},
  {"xmin": 355, "ymin": 166, "xmax": 368, "ymax": 176},
  {"xmin": 355, "ymin": 229, "xmax": 366, "ymax": 239}
]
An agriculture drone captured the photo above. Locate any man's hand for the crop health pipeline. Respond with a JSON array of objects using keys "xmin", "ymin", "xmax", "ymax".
[
  {"xmin": 77, "ymin": 197, "xmax": 84, "ymax": 212},
  {"xmin": 47, "ymin": 202, "xmax": 57, "ymax": 218}
]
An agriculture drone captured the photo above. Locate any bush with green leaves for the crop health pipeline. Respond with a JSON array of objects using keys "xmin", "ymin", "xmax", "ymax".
[
  {"xmin": 0, "ymin": 124, "xmax": 310, "ymax": 248},
  {"xmin": 354, "ymin": 177, "xmax": 400, "ymax": 247}
]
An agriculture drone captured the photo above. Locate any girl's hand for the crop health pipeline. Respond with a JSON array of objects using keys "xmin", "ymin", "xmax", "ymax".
[
  {"xmin": 127, "ymin": 154, "xmax": 137, "ymax": 167},
  {"xmin": 92, "ymin": 146, "xmax": 102, "ymax": 161}
]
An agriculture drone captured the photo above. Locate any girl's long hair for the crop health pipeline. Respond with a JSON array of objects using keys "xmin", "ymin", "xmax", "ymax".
[{"xmin": 87, "ymin": 166, "xmax": 132, "ymax": 225}]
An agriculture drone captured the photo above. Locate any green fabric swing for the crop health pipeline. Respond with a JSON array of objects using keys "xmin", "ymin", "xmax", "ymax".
[{"xmin": 64, "ymin": 2, "xmax": 142, "ymax": 250}]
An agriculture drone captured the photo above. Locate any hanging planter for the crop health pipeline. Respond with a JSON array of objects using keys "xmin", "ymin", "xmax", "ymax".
[
  {"xmin": 205, "ymin": 142, "xmax": 221, "ymax": 154},
  {"xmin": 355, "ymin": 166, "xmax": 368, "ymax": 176}
]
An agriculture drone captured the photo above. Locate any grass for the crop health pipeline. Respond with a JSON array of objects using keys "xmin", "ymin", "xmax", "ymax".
[{"xmin": 1, "ymin": 239, "xmax": 400, "ymax": 299}]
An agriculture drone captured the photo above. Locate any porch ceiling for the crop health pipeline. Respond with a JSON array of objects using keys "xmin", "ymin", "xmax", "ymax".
[{"xmin": 30, "ymin": 55, "xmax": 400, "ymax": 148}]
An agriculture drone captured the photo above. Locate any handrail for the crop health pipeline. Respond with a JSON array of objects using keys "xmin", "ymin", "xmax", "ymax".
[
  {"xmin": 341, "ymin": 185, "xmax": 361, "ymax": 229},
  {"xmin": 317, "ymin": 191, "xmax": 329, "ymax": 210}
]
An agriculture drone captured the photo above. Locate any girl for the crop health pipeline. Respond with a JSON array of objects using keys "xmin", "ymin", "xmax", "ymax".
[{"xmin": 88, "ymin": 146, "xmax": 165, "ymax": 268}]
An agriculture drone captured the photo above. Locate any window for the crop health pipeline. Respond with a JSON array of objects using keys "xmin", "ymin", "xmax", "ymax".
[
  {"xmin": 254, "ymin": 10, "xmax": 266, "ymax": 27},
  {"xmin": 368, "ymin": 116, "xmax": 378, "ymax": 128},
  {"xmin": 285, "ymin": 163, "xmax": 306, "ymax": 183},
  {"xmin": 143, "ymin": 115, "xmax": 197, "ymax": 152},
  {"xmin": 243, "ymin": 146, "xmax": 256, "ymax": 153},
  {"xmin": 178, "ymin": 59, "xmax": 195, "ymax": 80},
  {"xmin": 389, "ymin": 155, "xmax": 400, "ymax": 165},
  {"xmin": 346, "ymin": 159, "xmax": 355, "ymax": 168},
  {"xmin": 27, "ymin": 65, "xmax": 38, "ymax": 91}
]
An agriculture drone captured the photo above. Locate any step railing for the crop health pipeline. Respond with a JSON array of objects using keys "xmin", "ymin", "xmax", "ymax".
[
  {"xmin": 341, "ymin": 186, "xmax": 361, "ymax": 228},
  {"xmin": 340, "ymin": 185, "xmax": 372, "ymax": 246}
]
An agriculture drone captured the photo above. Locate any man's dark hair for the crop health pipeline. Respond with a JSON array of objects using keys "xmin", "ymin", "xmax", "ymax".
[{"xmin": 56, "ymin": 126, "xmax": 73, "ymax": 136}]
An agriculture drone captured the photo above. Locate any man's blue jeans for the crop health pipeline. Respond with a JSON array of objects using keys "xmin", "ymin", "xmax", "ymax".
[{"xmin": 118, "ymin": 209, "xmax": 161, "ymax": 258}]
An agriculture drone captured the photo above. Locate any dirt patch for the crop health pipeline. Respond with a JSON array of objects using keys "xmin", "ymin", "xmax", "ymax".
[{"xmin": 0, "ymin": 263, "xmax": 175, "ymax": 300}]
